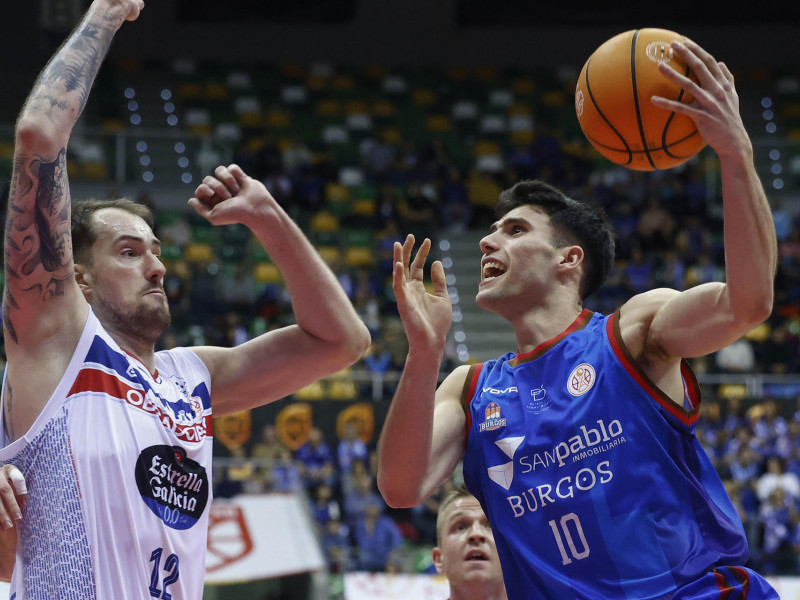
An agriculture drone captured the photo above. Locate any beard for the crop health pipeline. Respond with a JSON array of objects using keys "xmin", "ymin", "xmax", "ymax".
[{"xmin": 93, "ymin": 288, "xmax": 172, "ymax": 346}]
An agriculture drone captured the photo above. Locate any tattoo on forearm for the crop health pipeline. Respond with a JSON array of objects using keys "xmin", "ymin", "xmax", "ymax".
[
  {"xmin": 26, "ymin": 12, "xmax": 117, "ymax": 120},
  {"xmin": 34, "ymin": 149, "xmax": 70, "ymax": 272},
  {"xmin": 3, "ymin": 149, "xmax": 72, "ymax": 344}
]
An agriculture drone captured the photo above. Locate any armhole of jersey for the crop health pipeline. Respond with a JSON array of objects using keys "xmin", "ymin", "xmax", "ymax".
[
  {"xmin": 0, "ymin": 369, "xmax": 7, "ymax": 448},
  {"xmin": 459, "ymin": 363, "xmax": 483, "ymax": 433},
  {"xmin": 606, "ymin": 310, "xmax": 701, "ymax": 428}
]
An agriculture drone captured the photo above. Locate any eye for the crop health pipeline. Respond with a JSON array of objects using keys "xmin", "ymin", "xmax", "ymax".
[
  {"xmin": 511, "ymin": 225, "xmax": 525, "ymax": 234},
  {"xmin": 121, "ymin": 248, "xmax": 137, "ymax": 257}
]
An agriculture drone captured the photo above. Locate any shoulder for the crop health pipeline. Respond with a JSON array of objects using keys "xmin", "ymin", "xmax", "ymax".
[
  {"xmin": 437, "ymin": 363, "xmax": 480, "ymax": 403},
  {"xmin": 616, "ymin": 288, "xmax": 681, "ymax": 362},
  {"xmin": 157, "ymin": 346, "xmax": 212, "ymax": 383}
]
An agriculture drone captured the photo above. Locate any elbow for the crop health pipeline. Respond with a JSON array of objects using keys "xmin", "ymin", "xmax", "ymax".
[
  {"xmin": 15, "ymin": 117, "xmax": 67, "ymax": 155},
  {"xmin": 746, "ymin": 292, "xmax": 774, "ymax": 326},
  {"xmin": 342, "ymin": 322, "xmax": 372, "ymax": 365},
  {"xmin": 377, "ymin": 474, "xmax": 422, "ymax": 509}
]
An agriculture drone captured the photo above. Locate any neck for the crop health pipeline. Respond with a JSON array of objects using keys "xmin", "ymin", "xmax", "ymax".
[
  {"xmin": 107, "ymin": 329, "xmax": 158, "ymax": 374},
  {"xmin": 450, "ymin": 581, "xmax": 508, "ymax": 600},
  {"xmin": 510, "ymin": 300, "xmax": 584, "ymax": 356}
]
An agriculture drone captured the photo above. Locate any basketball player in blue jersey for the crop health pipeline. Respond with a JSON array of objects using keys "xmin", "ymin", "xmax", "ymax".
[
  {"xmin": 0, "ymin": 0, "xmax": 371, "ymax": 596},
  {"xmin": 378, "ymin": 38, "xmax": 780, "ymax": 600}
]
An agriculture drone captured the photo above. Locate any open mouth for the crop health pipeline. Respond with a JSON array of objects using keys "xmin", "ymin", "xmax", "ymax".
[
  {"xmin": 465, "ymin": 550, "xmax": 489, "ymax": 561},
  {"xmin": 482, "ymin": 260, "xmax": 507, "ymax": 281}
]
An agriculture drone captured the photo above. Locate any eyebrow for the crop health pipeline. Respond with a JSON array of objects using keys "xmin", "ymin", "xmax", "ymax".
[
  {"xmin": 489, "ymin": 216, "xmax": 532, "ymax": 233},
  {"xmin": 114, "ymin": 234, "xmax": 162, "ymax": 248}
]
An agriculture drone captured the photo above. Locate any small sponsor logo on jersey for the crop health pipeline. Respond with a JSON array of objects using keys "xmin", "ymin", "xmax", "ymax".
[
  {"xmin": 567, "ymin": 363, "xmax": 596, "ymax": 396},
  {"xmin": 482, "ymin": 385, "xmax": 518, "ymax": 395},
  {"xmin": 135, "ymin": 445, "xmax": 209, "ymax": 530},
  {"xmin": 526, "ymin": 387, "xmax": 551, "ymax": 414},
  {"xmin": 479, "ymin": 402, "xmax": 507, "ymax": 432}
]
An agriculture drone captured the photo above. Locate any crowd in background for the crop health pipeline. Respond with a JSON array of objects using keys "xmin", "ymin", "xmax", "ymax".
[{"xmin": 3, "ymin": 91, "xmax": 800, "ymax": 578}]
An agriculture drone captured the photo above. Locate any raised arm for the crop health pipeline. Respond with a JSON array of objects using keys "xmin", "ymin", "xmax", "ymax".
[
  {"xmin": 622, "ymin": 39, "xmax": 776, "ymax": 368},
  {"xmin": 4, "ymin": 0, "xmax": 143, "ymax": 347},
  {"xmin": 377, "ymin": 236, "xmax": 467, "ymax": 507},
  {"xmin": 3, "ymin": 0, "xmax": 143, "ymax": 438},
  {"xmin": 187, "ymin": 164, "xmax": 371, "ymax": 416}
]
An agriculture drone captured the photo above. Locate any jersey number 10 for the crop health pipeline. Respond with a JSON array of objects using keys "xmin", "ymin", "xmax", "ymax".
[{"xmin": 548, "ymin": 513, "xmax": 590, "ymax": 566}]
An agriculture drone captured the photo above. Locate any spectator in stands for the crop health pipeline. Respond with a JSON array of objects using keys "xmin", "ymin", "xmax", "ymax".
[
  {"xmin": 433, "ymin": 487, "xmax": 507, "ymax": 600},
  {"xmin": 353, "ymin": 500, "xmax": 404, "ymax": 572},
  {"xmin": 268, "ymin": 446, "xmax": 302, "ymax": 493},
  {"xmin": 337, "ymin": 421, "xmax": 369, "ymax": 474},
  {"xmin": 757, "ymin": 456, "xmax": 800, "ymax": 505},
  {"xmin": 321, "ymin": 517, "xmax": 351, "ymax": 574},
  {"xmin": 295, "ymin": 427, "xmax": 336, "ymax": 490},
  {"xmin": 715, "ymin": 338, "xmax": 756, "ymax": 374},
  {"xmin": 344, "ymin": 471, "xmax": 382, "ymax": 527},
  {"xmin": 752, "ymin": 400, "xmax": 789, "ymax": 452},
  {"xmin": 311, "ymin": 482, "xmax": 343, "ymax": 529},
  {"xmin": 758, "ymin": 487, "xmax": 798, "ymax": 574}
]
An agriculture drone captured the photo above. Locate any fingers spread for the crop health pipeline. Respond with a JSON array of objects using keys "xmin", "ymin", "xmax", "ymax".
[{"xmin": 410, "ymin": 238, "xmax": 432, "ymax": 280}]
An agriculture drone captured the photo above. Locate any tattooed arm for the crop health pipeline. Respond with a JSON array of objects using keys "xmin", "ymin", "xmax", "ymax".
[{"xmin": 3, "ymin": 0, "xmax": 144, "ymax": 439}]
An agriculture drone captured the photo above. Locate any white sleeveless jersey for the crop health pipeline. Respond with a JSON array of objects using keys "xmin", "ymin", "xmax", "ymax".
[{"xmin": 0, "ymin": 309, "xmax": 214, "ymax": 599}]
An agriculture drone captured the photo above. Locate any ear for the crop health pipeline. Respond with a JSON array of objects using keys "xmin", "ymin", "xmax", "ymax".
[
  {"xmin": 74, "ymin": 264, "xmax": 93, "ymax": 301},
  {"xmin": 432, "ymin": 546, "xmax": 444, "ymax": 574},
  {"xmin": 558, "ymin": 245, "xmax": 584, "ymax": 274}
]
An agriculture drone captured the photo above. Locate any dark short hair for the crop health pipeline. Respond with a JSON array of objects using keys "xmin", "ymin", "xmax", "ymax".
[
  {"xmin": 71, "ymin": 198, "xmax": 154, "ymax": 265},
  {"xmin": 436, "ymin": 486, "xmax": 476, "ymax": 544},
  {"xmin": 496, "ymin": 180, "xmax": 615, "ymax": 300}
]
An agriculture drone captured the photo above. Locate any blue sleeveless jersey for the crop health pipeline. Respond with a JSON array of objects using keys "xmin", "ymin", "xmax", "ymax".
[{"xmin": 461, "ymin": 309, "xmax": 777, "ymax": 600}]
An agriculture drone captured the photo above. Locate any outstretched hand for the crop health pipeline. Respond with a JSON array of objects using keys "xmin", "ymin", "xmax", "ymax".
[
  {"xmin": 652, "ymin": 39, "xmax": 750, "ymax": 159},
  {"xmin": 392, "ymin": 235, "xmax": 453, "ymax": 355},
  {"xmin": 189, "ymin": 164, "xmax": 275, "ymax": 227}
]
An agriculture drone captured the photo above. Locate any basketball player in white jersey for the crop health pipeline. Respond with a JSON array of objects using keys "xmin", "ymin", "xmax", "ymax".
[{"xmin": 0, "ymin": 0, "xmax": 371, "ymax": 597}]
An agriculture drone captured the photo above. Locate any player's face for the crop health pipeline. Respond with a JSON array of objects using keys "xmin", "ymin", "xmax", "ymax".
[
  {"xmin": 476, "ymin": 205, "xmax": 561, "ymax": 315},
  {"xmin": 81, "ymin": 208, "xmax": 170, "ymax": 343},
  {"xmin": 433, "ymin": 497, "xmax": 504, "ymax": 589}
]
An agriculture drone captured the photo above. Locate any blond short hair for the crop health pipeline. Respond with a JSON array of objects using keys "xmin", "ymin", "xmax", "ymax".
[{"xmin": 436, "ymin": 486, "xmax": 476, "ymax": 544}]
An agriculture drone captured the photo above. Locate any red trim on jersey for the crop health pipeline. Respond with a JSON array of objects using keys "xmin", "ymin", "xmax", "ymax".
[
  {"xmin": 460, "ymin": 363, "xmax": 483, "ymax": 432},
  {"xmin": 122, "ymin": 348, "xmax": 159, "ymax": 379},
  {"xmin": 510, "ymin": 308, "xmax": 593, "ymax": 367},
  {"xmin": 713, "ymin": 566, "xmax": 749, "ymax": 599},
  {"xmin": 606, "ymin": 311, "xmax": 700, "ymax": 427},
  {"xmin": 69, "ymin": 367, "xmax": 212, "ymax": 441}
]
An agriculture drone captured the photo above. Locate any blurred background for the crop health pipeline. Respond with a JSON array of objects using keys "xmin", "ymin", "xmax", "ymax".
[{"xmin": 2, "ymin": 1, "xmax": 800, "ymax": 598}]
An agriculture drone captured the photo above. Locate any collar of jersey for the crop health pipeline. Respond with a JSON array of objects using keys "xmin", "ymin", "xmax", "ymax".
[{"xmin": 509, "ymin": 308, "xmax": 594, "ymax": 367}]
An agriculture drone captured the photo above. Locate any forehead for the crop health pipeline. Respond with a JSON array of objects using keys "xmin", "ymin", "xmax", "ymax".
[
  {"xmin": 442, "ymin": 497, "xmax": 485, "ymax": 524},
  {"xmin": 491, "ymin": 205, "xmax": 550, "ymax": 231},
  {"xmin": 91, "ymin": 207, "xmax": 156, "ymax": 243}
]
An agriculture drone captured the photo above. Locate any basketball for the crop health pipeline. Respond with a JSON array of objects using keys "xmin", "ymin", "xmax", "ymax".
[{"xmin": 575, "ymin": 28, "xmax": 706, "ymax": 171}]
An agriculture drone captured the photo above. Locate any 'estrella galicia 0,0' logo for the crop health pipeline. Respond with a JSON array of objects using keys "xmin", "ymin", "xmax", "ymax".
[{"xmin": 135, "ymin": 445, "xmax": 209, "ymax": 530}]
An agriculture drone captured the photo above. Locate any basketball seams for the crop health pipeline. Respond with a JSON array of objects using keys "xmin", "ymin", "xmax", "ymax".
[
  {"xmin": 630, "ymin": 30, "xmax": 658, "ymax": 169},
  {"xmin": 583, "ymin": 55, "xmax": 634, "ymax": 165}
]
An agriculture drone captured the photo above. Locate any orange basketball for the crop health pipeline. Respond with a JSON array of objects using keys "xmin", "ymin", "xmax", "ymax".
[{"xmin": 575, "ymin": 28, "xmax": 706, "ymax": 171}]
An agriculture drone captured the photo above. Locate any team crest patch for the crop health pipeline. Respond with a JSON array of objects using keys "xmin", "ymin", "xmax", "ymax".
[
  {"xmin": 567, "ymin": 363, "xmax": 596, "ymax": 396},
  {"xmin": 479, "ymin": 402, "xmax": 507, "ymax": 432}
]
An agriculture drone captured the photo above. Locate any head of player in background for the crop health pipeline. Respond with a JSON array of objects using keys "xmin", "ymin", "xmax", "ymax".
[
  {"xmin": 433, "ymin": 487, "xmax": 507, "ymax": 600},
  {"xmin": 71, "ymin": 198, "xmax": 170, "ymax": 346},
  {"xmin": 477, "ymin": 180, "xmax": 615, "ymax": 318}
]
